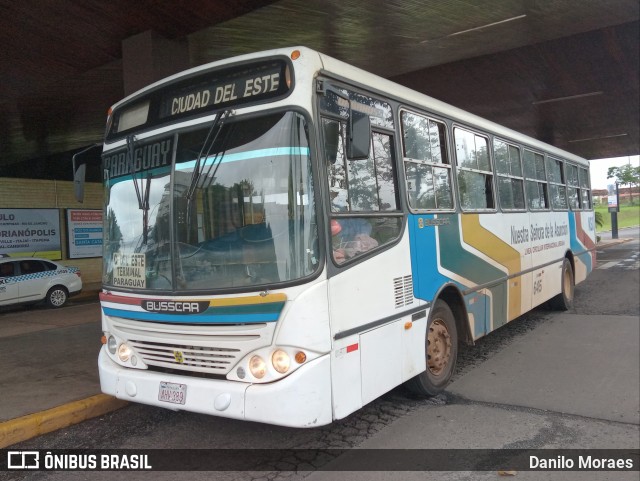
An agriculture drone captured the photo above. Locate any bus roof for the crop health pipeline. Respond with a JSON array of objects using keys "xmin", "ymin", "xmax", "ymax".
[
  {"xmin": 111, "ymin": 46, "xmax": 588, "ymax": 167},
  {"xmin": 316, "ymin": 49, "xmax": 589, "ymax": 166}
]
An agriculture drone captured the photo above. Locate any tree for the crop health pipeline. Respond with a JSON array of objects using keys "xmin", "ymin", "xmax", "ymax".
[{"xmin": 607, "ymin": 164, "xmax": 640, "ymax": 205}]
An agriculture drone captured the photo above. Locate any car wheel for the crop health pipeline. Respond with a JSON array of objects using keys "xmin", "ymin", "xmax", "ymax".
[{"xmin": 46, "ymin": 286, "xmax": 68, "ymax": 308}]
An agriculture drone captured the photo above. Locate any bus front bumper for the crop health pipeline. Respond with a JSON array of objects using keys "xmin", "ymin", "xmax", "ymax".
[{"xmin": 98, "ymin": 348, "xmax": 332, "ymax": 428}]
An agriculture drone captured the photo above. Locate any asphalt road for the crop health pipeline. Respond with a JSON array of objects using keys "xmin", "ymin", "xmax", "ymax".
[{"xmin": 4, "ymin": 228, "xmax": 639, "ymax": 481}]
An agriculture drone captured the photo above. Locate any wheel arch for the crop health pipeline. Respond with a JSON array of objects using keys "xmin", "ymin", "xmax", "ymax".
[
  {"xmin": 434, "ymin": 283, "xmax": 474, "ymax": 346},
  {"xmin": 564, "ymin": 249, "xmax": 575, "ymax": 273}
]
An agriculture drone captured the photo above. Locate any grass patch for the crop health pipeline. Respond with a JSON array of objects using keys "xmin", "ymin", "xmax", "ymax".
[{"xmin": 595, "ymin": 203, "xmax": 640, "ymax": 231}]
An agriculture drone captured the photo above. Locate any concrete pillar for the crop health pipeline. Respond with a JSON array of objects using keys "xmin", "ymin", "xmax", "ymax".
[{"xmin": 122, "ymin": 31, "xmax": 190, "ymax": 96}]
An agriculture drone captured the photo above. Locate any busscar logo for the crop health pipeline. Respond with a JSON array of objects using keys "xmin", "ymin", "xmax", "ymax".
[
  {"xmin": 8, "ymin": 451, "xmax": 39, "ymax": 469},
  {"xmin": 141, "ymin": 300, "xmax": 209, "ymax": 314}
]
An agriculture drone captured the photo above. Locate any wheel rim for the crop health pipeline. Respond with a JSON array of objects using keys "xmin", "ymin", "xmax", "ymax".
[
  {"xmin": 563, "ymin": 266, "xmax": 574, "ymax": 302},
  {"xmin": 50, "ymin": 289, "xmax": 66, "ymax": 306},
  {"xmin": 427, "ymin": 319, "xmax": 452, "ymax": 376}
]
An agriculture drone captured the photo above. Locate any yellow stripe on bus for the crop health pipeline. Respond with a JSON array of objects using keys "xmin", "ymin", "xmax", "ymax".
[
  {"xmin": 208, "ymin": 293, "xmax": 287, "ymax": 307},
  {"xmin": 461, "ymin": 214, "xmax": 522, "ymax": 321}
]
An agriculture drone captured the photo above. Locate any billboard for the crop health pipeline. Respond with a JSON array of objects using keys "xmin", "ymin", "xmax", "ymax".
[
  {"xmin": 66, "ymin": 209, "xmax": 103, "ymax": 259},
  {"xmin": 0, "ymin": 208, "xmax": 62, "ymax": 259}
]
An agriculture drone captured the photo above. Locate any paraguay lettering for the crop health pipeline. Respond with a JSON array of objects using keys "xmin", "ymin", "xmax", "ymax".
[
  {"xmin": 112, "ymin": 253, "xmax": 146, "ymax": 289},
  {"xmin": 103, "ymin": 139, "xmax": 172, "ymax": 179}
]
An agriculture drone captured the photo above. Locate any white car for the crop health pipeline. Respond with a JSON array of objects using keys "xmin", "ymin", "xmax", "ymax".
[{"xmin": 0, "ymin": 257, "xmax": 83, "ymax": 308}]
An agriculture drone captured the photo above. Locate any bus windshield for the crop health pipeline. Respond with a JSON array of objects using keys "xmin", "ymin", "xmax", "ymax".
[{"xmin": 103, "ymin": 111, "xmax": 319, "ymax": 291}]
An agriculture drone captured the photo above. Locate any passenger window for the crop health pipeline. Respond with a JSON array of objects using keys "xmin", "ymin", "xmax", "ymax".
[
  {"xmin": 566, "ymin": 164, "xmax": 580, "ymax": 210},
  {"xmin": 523, "ymin": 149, "xmax": 549, "ymax": 210},
  {"xmin": 20, "ymin": 261, "xmax": 46, "ymax": 275},
  {"xmin": 401, "ymin": 111, "xmax": 453, "ymax": 210},
  {"xmin": 323, "ymin": 117, "xmax": 402, "ymax": 265},
  {"xmin": 567, "ymin": 164, "xmax": 592, "ymax": 210},
  {"xmin": 325, "ymin": 119, "xmax": 399, "ymax": 213},
  {"xmin": 0, "ymin": 262, "xmax": 15, "ymax": 277},
  {"xmin": 42, "ymin": 261, "xmax": 58, "ymax": 271},
  {"xmin": 454, "ymin": 127, "xmax": 494, "ymax": 210},
  {"xmin": 579, "ymin": 167, "xmax": 592, "ymax": 209},
  {"xmin": 547, "ymin": 157, "xmax": 568, "ymax": 210},
  {"xmin": 494, "ymin": 139, "xmax": 525, "ymax": 210}
]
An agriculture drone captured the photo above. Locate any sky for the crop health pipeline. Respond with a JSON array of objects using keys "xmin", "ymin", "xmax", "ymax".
[{"xmin": 588, "ymin": 155, "xmax": 639, "ymax": 191}]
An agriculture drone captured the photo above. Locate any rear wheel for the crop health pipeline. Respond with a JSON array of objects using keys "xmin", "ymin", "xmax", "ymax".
[
  {"xmin": 406, "ymin": 299, "xmax": 458, "ymax": 396},
  {"xmin": 46, "ymin": 286, "xmax": 68, "ymax": 308},
  {"xmin": 549, "ymin": 258, "xmax": 574, "ymax": 311}
]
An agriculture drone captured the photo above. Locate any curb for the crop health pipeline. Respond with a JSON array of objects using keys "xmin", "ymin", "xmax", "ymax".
[
  {"xmin": 597, "ymin": 238, "xmax": 632, "ymax": 249},
  {"xmin": 0, "ymin": 394, "xmax": 128, "ymax": 448}
]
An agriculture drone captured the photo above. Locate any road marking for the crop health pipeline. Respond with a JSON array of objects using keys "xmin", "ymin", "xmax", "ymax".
[
  {"xmin": 598, "ymin": 261, "xmax": 620, "ymax": 269},
  {"xmin": 597, "ymin": 252, "xmax": 640, "ymax": 270}
]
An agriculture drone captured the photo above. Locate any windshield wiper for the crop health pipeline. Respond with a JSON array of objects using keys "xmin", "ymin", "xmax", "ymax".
[
  {"xmin": 185, "ymin": 109, "xmax": 233, "ymax": 202},
  {"xmin": 126, "ymin": 134, "xmax": 152, "ymax": 247}
]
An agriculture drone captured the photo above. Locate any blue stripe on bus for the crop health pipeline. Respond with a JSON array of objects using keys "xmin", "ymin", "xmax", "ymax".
[
  {"xmin": 176, "ymin": 147, "xmax": 311, "ymax": 171},
  {"xmin": 102, "ymin": 307, "xmax": 279, "ymax": 324},
  {"xmin": 407, "ymin": 214, "xmax": 452, "ymax": 299},
  {"xmin": 568, "ymin": 212, "xmax": 593, "ymax": 272},
  {"xmin": 107, "ymin": 147, "xmax": 310, "ymax": 186}
]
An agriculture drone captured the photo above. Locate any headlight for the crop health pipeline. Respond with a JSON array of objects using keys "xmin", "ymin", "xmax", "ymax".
[
  {"xmin": 272, "ymin": 349, "xmax": 291, "ymax": 374},
  {"xmin": 107, "ymin": 336, "xmax": 117, "ymax": 354},
  {"xmin": 117, "ymin": 343, "xmax": 132, "ymax": 362},
  {"xmin": 249, "ymin": 355, "xmax": 266, "ymax": 379}
]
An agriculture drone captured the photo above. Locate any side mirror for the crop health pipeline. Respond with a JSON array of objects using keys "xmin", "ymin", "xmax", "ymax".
[
  {"xmin": 73, "ymin": 163, "xmax": 86, "ymax": 203},
  {"xmin": 72, "ymin": 143, "xmax": 102, "ymax": 203},
  {"xmin": 346, "ymin": 110, "xmax": 371, "ymax": 160}
]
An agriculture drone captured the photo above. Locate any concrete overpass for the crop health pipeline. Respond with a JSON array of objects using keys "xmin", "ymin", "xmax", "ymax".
[{"xmin": 0, "ymin": 0, "xmax": 638, "ymax": 181}]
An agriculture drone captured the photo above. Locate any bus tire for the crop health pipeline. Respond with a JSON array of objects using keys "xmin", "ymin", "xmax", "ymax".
[
  {"xmin": 46, "ymin": 286, "xmax": 68, "ymax": 308},
  {"xmin": 406, "ymin": 299, "xmax": 458, "ymax": 397},
  {"xmin": 549, "ymin": 258, "xmax": 574, "ymax": 311}
]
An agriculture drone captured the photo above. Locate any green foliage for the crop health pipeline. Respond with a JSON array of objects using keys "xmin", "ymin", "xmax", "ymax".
[
  {"xmin": 594, "ymin": 210, "xmax": 604, "ymax": 228},
  {"xmin": 607, "ymin": 164, "xmax": 640, "ymax": 204},
  {"xmin": 594, "ymin": 204, "xmax": 640, "ymax": 231}
]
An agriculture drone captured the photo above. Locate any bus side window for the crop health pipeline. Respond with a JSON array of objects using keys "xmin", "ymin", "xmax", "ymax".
[
  {"xmin": 547, "ymin": 157, "xmax": 568, "ymax": 210},
  {"xmin": 579, "ymin": 167, "xmax": 592, "ymax": 209},
  {"xmin": 566, "ymin": 163, "xmax": 580, "ymax": 209},
  {"xmin": 324, "ymin": 115, "xmax": 402, "ymax": 264},
  {"xmin": 494, "ymin": 139, "xmax": 525, "ymax": 210},
  {"xmin": 524, "ymin": 149, "xmax": 549, "ymax": 210},
  {"xmin": 454, "ymin": 127, "xmax": 495, "ymax": 210},
  {"xmin": 401, "ymin": 111, "xmax": 453, "ymax": 210}
]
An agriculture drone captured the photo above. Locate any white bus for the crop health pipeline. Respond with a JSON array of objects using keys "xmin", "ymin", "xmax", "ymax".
[{"xmin": 95, "ymin": 47, "xmax": 595, "ymax": 427}]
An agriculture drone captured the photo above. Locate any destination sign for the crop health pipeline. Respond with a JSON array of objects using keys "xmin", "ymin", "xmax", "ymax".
[
  {"xmin": 159, "ymin": 61, "xmax": 290, "ymax": 119},
  {"xmin": 106, "ymin": 58, "xmax": 292, "ymax": 142}
]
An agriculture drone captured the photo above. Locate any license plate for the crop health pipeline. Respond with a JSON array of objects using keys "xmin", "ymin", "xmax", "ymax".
[{"xmin": 158, "ymin": 381, "xmax": 187, "ymax": 405}]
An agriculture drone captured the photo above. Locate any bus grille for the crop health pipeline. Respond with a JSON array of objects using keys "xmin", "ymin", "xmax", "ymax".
[{"xmin": 129, "ymin": 340, "xmax": 241, "ymax": 375}]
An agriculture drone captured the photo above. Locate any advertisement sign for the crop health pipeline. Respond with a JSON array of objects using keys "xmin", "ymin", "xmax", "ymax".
[
  {"xmin": 66, "ymin": 209, "xmax": 103, "ymax": 259},
  {"xmin": 0, "ymin": 208, "xmax": 62, "ymax": 259},
  {"xmin": 607, "ymin": 184, "xmax": 619, "ymax": 213}
]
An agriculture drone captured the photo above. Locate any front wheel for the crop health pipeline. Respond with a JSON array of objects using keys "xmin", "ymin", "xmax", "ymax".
[
  {"xmin": 406, "ymin": 299, "xmax": 458, "ymax": 396},
  {"xmin": 46, "ymin": 286, "xmax": 68, "ymax": 308}
]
